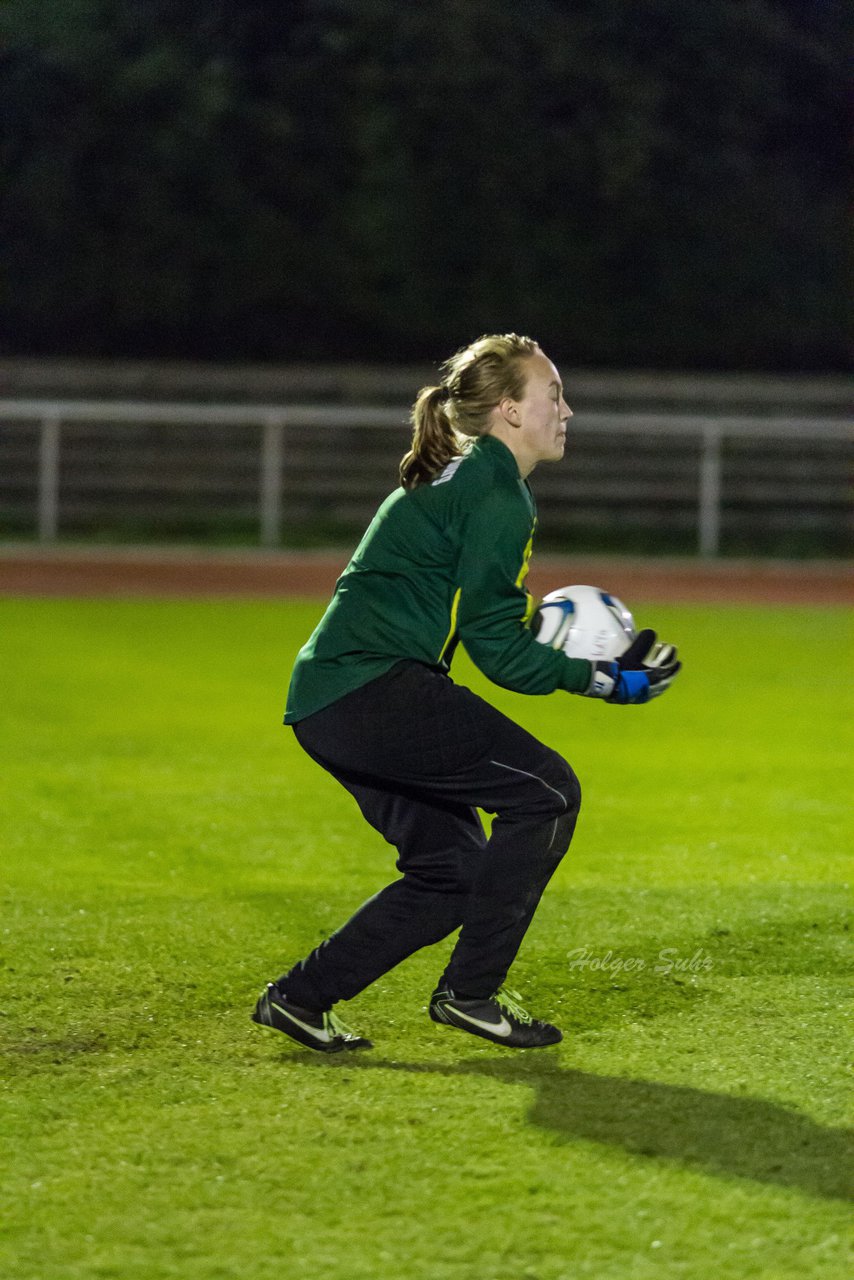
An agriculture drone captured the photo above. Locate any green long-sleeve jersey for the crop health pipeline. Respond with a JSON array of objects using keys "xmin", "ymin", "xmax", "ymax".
[{"xmin": 284, "ymin": 433, "xmax": 592, "ymax": 723}]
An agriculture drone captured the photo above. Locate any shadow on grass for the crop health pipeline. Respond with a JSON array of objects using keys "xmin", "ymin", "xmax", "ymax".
[{"xmin": 300, "ymin": 1054, "xmax": 853, "ymax": 1203}]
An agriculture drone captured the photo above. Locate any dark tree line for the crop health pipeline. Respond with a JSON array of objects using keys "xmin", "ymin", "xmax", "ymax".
[{"xmin": 0, "ymin": 0, "xmax": 847, "ymax": 368}]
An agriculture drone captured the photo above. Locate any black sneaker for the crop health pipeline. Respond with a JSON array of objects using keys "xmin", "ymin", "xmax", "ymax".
[
  {"xmin": 251, "ymin": 982, "xmax": 372, "ymax": 1054},
  {"xmin": 429, "ymin": 984, "xmax": 562, "ymax": 1048}
]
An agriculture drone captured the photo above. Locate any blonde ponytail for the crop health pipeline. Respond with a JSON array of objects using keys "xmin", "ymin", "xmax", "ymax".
[
  {"xmin": 399, "ymin": 385, "xmax": 461, "ymax": 490},
  {"xmin": 399, "ymin": 333, "xmax": 539, "ymax": 490}
]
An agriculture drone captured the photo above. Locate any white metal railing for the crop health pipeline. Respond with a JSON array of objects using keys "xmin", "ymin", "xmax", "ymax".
[{"xmin": 0, "ymin": 399, "xmax": 850, "ymax": 556}]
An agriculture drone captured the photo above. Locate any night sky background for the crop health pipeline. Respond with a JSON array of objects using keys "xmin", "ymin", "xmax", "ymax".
[{"xmin": 1, "ymin": 0, "xmax": 847, "ymax": 369}]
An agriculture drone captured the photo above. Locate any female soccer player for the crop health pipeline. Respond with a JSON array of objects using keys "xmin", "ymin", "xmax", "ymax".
[{"xmin": 252, "ymin": 334, "xmax": 680, "ymax": 1052}]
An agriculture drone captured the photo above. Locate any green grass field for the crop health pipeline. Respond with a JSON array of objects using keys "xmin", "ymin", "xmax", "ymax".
[{"xmin": 1, "ymin": 597, "xmax": 851, "ymax": 1280}]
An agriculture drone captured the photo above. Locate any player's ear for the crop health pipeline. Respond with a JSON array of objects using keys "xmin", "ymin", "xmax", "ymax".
[{"xmin": 498, "ymin": 397, "xmax": 520, "ymax": 427}]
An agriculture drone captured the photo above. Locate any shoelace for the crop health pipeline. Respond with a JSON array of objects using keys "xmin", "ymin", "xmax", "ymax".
[
  {"xmin": 495, "ymin": 986, "xmax": 533, "ymax": 1025},
  {"xmin": 324, "ymin": 1010, "xmax": 361, "ymax": 1041}
]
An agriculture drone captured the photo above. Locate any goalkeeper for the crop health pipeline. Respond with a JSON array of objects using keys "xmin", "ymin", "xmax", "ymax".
[{"xmin": 252, "ymin": 333, "xmax": 680, "ymax": 1052}]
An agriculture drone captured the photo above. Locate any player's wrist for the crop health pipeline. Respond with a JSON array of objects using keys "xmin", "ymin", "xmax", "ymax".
[{"xmin": 583, "ymin": 661, "xmax": 618, "ymax": 699}]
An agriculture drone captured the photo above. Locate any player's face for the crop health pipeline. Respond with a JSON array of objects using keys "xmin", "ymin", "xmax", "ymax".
[{"xmin": 512, "ymin": 350, "xmax": 572, "ymax": 471}]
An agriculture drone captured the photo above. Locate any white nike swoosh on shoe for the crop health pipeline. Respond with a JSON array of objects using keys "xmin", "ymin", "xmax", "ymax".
[
  {"xmin": 447, "ymin": 1006, "xmax": 514, "ymax": 1038},
  {"xmin": 271, "ymin": 1000, "xmax": 332, "ymax": 1042}
]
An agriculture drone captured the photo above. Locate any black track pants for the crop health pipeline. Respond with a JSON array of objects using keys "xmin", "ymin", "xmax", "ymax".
[{"xmin": 280, "ymin": 661, "xmax": 581, "ymax": 1008}]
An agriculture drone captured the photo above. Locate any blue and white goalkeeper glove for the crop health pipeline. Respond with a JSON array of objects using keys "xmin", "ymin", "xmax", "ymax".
[{"xmin": 585, "ymin": 629, "xmax": 681, "ymax": 704}]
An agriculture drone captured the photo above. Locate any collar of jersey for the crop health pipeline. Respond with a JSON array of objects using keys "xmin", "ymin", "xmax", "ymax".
[{"xmin": 472, "ymin": 432, "xmax": 522, "ymax": 479}]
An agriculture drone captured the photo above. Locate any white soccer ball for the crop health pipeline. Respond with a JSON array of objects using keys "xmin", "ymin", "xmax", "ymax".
[{"xmin": 533, "ymin": 584, "xmax": 636, "ymax": 661}]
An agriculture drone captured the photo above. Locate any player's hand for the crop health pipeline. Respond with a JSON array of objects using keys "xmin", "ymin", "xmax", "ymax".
[{"xmin": 585, "ymin": 629, "xmax": 681, "ymax": 704}]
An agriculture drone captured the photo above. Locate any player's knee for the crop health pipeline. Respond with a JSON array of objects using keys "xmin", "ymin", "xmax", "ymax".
[
  {"xmin": 562, "ymin": 759, "xmax": 581, "ymax": 818},
  {"xmin": 541, "ymin": 760, "xmax": 580, "ymax": 863},
  {"xmin": 544, "ymin": 752, "xmax": 581, "ymax": 819},
  {"xmin": 491, "ymin": 748, "xmax": 580, "ymax": 822}
]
